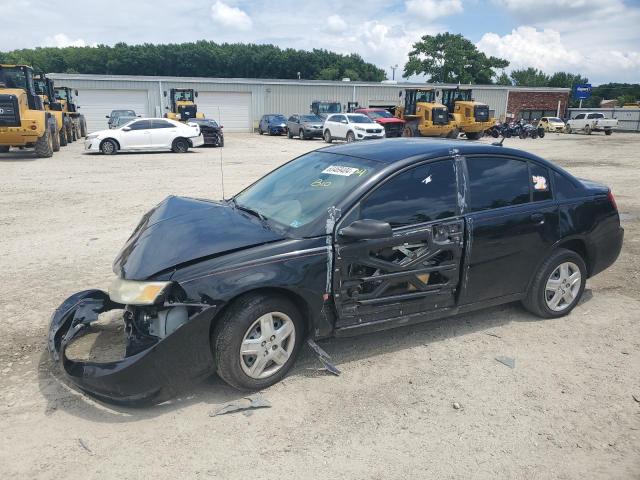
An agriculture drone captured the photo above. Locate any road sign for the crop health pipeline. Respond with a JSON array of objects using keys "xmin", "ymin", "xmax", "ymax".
[{"xmin": 574, "ymin": 84, "xmax": 592, "ymax": 100}]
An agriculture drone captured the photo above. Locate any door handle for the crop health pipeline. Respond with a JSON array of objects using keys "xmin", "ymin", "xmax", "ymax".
[{"xmin": 530, "ymin": 213, "xmax": 545, "ymax": 224}]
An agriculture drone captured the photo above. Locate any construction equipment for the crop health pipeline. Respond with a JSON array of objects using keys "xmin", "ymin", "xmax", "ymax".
[
  {"xmin": 439, "ymin": 87, "xmax": 493, "ymax": 140},
  {"xmin": 0, "ymin": 64, "xmax": 58, "ymax": 157},
  {"xmin": 164, "ymin": 88, "xmax": 205, "ymax": 122},
  {"xmin": 310, "ymin": 100, "xmax": 342, "ymax": 119},
  {"xmin": 395, "ymin": 88, "xmax": 459, "ymax": 138},
  {"xmin": 54, "ymin": 86, "xmax": 87, "ymax": 141},
  {"xmin": 34, "ymin": 73, "xmax": 70, "ymax": 148}
]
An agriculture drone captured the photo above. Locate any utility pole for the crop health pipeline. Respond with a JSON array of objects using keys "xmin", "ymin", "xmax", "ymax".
[{"xmin": 390, "ymin": 64, "xmax": 398, "ymax": 81}]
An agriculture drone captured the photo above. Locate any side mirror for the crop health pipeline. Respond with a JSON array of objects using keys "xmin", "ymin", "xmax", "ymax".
[
  {"xmin": 341, "ymin": 119, "xmax": 348, "ymax": 124},
  {"xmin": 122, "ymin": 126, "xmax": 131, "ymax": 131},
  {"xmin": 105, "ymin": 115, "xmax": 110, "ymax": 118},
  {"xmin": 339, "ymin": 219, "xmax": 392, "ymax": 242}
]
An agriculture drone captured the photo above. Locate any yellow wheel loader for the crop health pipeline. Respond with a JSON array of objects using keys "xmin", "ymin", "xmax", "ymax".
[
  {"xmin": 54, "ymin": 86, "xmax": 87, "ymax": 141},
  {"xmin": 439, "ymin": 87, "xmax": 494, "ymax": 140},
  {"xmin": 395, "ymin": 89, "xmax": 459, "ymax": 138},
  {"xmin": 0, "ymin": 64, "xmax": 57, "ymax": 157},
  {"xmin": 164, "ymin": 88, "xmax": 205, "ymax": 122},
  {"xmin": 34, "ymin": 73, "xmax": 70, "ymax": 148}
]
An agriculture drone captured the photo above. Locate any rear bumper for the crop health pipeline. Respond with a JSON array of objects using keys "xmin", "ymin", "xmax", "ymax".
[
  {"xmin": 190, "ymin": 135, "xmax": 205, "ymax": 147},
  {"xmin": 0, "ymin": 128, "xmax": 41, "ymax": 146},
  {"xmin": 589, "ymin": 225, "xmax": 624, "ymax": 277},
  {"xmin": 48, "ymin": 289, "xmax": 217, "ymax": 404}
]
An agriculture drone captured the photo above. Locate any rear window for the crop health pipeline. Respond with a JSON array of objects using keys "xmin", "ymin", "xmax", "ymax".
[{"xmin": 467, "ymin": 157, "xmax": 530, "ymax": 212}]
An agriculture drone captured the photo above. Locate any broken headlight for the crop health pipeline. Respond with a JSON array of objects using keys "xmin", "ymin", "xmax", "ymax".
[{"xmin": 108, "ymin": 278, "xmax": 172, "ymax": 306}]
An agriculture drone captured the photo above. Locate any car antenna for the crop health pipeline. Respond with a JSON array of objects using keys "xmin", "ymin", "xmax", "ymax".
[
  {"xmin": 492, "ymin": 136, "xmax": 505, "ymax": 147},
  {"xmin": 218, "ymin": 106, "xmax": 226, "ymax": 199}
]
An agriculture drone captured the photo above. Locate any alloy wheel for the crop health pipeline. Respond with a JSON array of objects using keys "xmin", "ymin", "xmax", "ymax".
[
  {"xmin": 239, "ymin": 312, "xmax": 296, "ymax": 379},
  {"xmin": 544, "ymin": 261, "xmax": 582, "ymax": 312}
]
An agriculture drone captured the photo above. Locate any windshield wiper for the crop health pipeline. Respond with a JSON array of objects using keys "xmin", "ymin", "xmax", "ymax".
[{"xmin": 228, "ymin": 198, "xmax": 268, "ymax": 223}]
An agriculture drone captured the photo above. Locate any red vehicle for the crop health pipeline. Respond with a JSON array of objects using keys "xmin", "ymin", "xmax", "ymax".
[{"xmin": 355, "ymin": 108, "xmax": 405, "ymax": 137}]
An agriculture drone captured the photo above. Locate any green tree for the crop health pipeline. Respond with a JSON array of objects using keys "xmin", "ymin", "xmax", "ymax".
[
  {"xmin": 548, "ymin": 71, "xmax": 588, "ymax": 88},
  {"xmin": 510, "ymin": 68, "xmax": 550, "ymax": 87},
  {"xmin": 403, "ymin": 33, "xmax": 509, "ymax": 84},
  {"xmin": 495, "ymin": 72, "xmax": 512, "ymax": 85}
]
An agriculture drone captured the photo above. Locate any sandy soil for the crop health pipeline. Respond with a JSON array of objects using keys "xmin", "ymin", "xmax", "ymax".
[{"xmin": 0, "ymin": 132, "xmax": 638, "ymax": 479}]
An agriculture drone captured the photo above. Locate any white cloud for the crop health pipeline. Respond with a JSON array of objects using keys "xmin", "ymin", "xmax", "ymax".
[
  {"xmin": 326, "ymin": 14, "xmax": 347, "ymax": 33},
  {"xmin": 43, "ymin": 33, "xmax": 88, "ymax": 48},
  {"xmin": 405, "ymin": 0, "xmax": 463, "ymax": 20},
  {"xmin": 477, "ymin": 26, "xmax": 640, "ymax": 81},
  {"xmin": 210, "ymin": 1, "xmax": 252, "ymax": 31}
]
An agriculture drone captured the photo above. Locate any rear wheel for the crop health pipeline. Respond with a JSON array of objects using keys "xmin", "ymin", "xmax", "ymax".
[
  {"xmin": 538, "ymin": 128, "xmax": 545, "ymax": 138},
  {"xmin": 100, "ymin": 139, "xmax": 118, "ymax": 155},
  {"xmin": 584, "ymin": 124, "xmax": 591, "ymax": 135},
  {"xmin": 323, "ymin": 130, "xmax": 333, "ymax": 143},
  {"xmin": 522, "ymin": 248, "xmax": 587, "ymax": 318},
  {"xmin": 172, "ymin": 137, "xmax": 189, "ymax": 153},
  {"xmin": 213, "ymin": 293, "xmax": 304, "ymax": 390},
  {"xmin": 465, "ymin": 131, "xmax": 481, "ymax": 140},
  {"xmin": 258, "ymin": 127, "xmax": 263, "ymax": 135},
  {"xmin": 80, "ymin": 115, "xmax": 87, "ymax": 138},
  {"xmin": 59, "ymin": 128, "xmax": 68, "ymax": 147},
  {"xmin": 34, "ymin": 128, "xmax": 54, "ymax": 158},
  {"xmin": 287, "ymin": 129, "xmax": 293, "ymax": 139},
  {"xmin": 605, "ymin": 129, "xmax": 612, "ymax": 136},
  {"xmin": 300, "ymin": 128, "xmax": 307, "ymax": 140},
  {"xmin": 447, "ymin": 128, "xmax": 460, "ymax": 139},
  {"xmin": 51, "ymin": 120, "xmax": 61, "ymax": 152}
]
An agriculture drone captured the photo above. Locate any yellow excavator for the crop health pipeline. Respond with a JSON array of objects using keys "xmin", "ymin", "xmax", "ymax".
[
  {"xmin": 34, "ymin": 73, "xmax": 71, "ymax": 147},
  {"xmin": 439, "ymin": 87, "xmax": 494, "ymax": 140},
  {"xmin": 53, "ymin": 86, "xmax": 87, "ymax": 141},
  {"xmin": 395, "ymin": 88, "xmax": 459, "ymax": 138},
  {"xmin": 0, "ymin": 64, "xmax": 58, "ymax": 157},
  {"xmin": 164, "ymin": 88, "xmax": 205, "ymax": 122}
]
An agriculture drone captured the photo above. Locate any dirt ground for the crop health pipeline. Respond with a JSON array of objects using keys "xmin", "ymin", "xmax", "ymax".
[{"xmin": 1, "ymin": 132, "xmax": 638, "ymax": 479}]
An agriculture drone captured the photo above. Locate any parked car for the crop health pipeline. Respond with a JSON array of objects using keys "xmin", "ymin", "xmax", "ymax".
[
  {"xmin": 286, "ymin": 114, "xmax": 324, "ymax": 139},
  {"xmin": 323, "ymin": 113, "xmax": 385, "ymax": 143},
  {"xmin": 113, "ymin": 115, "xmax": 138, "ymax": 128},
  {"xmin": 48, "ymin": 139, "xmax": 623, "ymax": 402},
  {"xmin": 355, "ymin": 108, "xmax": 405, "ymax": 137},
  {"xmin": 106, "ymin": 109, "xmax": 139, "ymax": 129},
  {"xmin": 538, "ymin": 116, "xmax": 566, "ymax": 133},
  {"xmin": 258, "ymin": 114, "xmax": 288, "ymax": 135},
  {"xmin": 566, "ymin": 112, "xmax": 617, "ymax": 135},
  {"xmin": 188, "ymin": 118, "xmax": 224, "ymax": 147},
  {"xmin": 84, "ymin": 118, "xmax": 203, "ymax": 154}
]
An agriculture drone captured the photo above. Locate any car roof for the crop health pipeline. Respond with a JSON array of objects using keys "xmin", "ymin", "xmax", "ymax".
[{"xmin": 319, "ymin": 138, "xmax": 552, "ymax": 166}]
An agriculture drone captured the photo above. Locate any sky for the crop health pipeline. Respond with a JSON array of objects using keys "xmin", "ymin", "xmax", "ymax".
[{"xmin": 1, "ymin": 0, "xmax": 639, "ymax": 84}]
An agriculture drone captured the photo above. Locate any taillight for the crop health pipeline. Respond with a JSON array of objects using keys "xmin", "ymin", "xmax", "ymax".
[{"xmin": 608, "ymin": 190, "xmax": 618, "ymax": 211}]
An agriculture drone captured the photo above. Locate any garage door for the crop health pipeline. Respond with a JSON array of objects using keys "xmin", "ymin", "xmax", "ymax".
[
  {"xmin": 196, "ymin": 92, "xmax": 252, "ymax": 132},
  {"xmin": 77, "ymin": 89, "xmax": 149, "ymax": 133}
]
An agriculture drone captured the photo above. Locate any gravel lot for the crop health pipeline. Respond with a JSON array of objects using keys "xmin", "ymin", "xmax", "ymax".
[{"xmin": 1, "ymin": 132, "xmax": 639, "ymax": 479}]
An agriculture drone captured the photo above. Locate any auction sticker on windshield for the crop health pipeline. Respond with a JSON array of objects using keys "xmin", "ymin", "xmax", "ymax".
[{"xmin": 322, "ymin": 165, "xmax": 361, "ymax": 176}]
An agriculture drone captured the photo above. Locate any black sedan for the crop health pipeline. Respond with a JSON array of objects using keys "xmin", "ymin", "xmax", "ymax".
[
  {"xmin": 49, "ymin": 139, "xmax": 623, "ymax": 403},
  {"xmin": 188, "ymin": 118, "xmax": 224, "ymax": 147}
]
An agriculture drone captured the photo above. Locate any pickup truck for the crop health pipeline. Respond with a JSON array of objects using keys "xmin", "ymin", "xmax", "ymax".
[{"xmin": 566, "ymin": 112, "xmax": 617, "ymax": 135}]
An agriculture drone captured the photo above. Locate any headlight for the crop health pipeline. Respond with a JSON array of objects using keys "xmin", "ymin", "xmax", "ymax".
[
  {"xmin": 355, "ymin": 126, "xmax": 365, "ymax": 131},
  {"xmin": 108, "ymin": 278, "xmax": 172, "ymax": 305}
]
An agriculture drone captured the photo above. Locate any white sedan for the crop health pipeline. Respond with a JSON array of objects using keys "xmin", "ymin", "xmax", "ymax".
[
  {"xmin": 85, "ymin": 118, "xmax": 204, "ymax": 154},
  {"xmin": 323, "ymin": 113, "xmax": 385, "ymax": 143}
]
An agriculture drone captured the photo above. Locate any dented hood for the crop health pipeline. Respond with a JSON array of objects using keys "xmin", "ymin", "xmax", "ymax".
[{"xmin": 112, "ymin": 196, "xmax": 284, "ymax": 280}]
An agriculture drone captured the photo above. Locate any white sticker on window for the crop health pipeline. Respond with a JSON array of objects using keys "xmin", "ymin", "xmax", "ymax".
[
  {"xmin": 422, "ymin": 175, "xmax": 432, "ymax": 185},
  {"xmin": 322, "ymin": 165, "xmax": 359, "ymax": 176},
  {"xmin": 532, "ymin": 175, "xmax": 548, "ymax": 191}
]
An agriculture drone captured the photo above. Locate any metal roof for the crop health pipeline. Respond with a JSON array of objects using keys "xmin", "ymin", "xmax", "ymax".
[{"xmin": 46, "ymin": 72, "xmax": 570, "ymax": 92}]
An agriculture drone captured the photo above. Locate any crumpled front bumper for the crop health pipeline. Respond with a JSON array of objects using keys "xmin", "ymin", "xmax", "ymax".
[{"xmin": 48, "ymin": 289, "xmax": 217, "ymax": 404}]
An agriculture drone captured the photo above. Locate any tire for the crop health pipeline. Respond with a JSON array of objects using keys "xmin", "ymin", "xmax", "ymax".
[
  {"xmin": 172, "ymin": 137, "xmax": 189, "ymax": 153},
  {"xmin": 300, "ymin": 128, "xmax": 307, "ymax": 140},
  {"xmin": 0, "ymin": 146, "xmax": 9, "ymax": 153},
  {"xmin": 605, "ymin": 129, "xmax": 612, "ymax": 136},
  {"xmin": 100, "ymin": 139, "xmax": 118, "ymax": 155},
  {"xmin": 504, "ymin": 129, "xmax": 512, "ymax": 138},
  {"xmin": 258, "ymin": 128, "xmax": 263, "ymax": 135},
  {"xmin": 59, "ymin": 128, "xmax": 68, "ymax": 147},
  {"xmin": 522, "ymin": 248, "xmax": 587, "ymax": 319},
  {"xmin": 80, "ymin": 115, "xmax": 87, "ymax": 138},
  {"xmin": 346, "ymin": 131, "xmax": 355, "ymax": 143},
  {"xmin": 538, "ymin": 128, "xmax": 545, "ymax": 138},
  {"xmin": 34, "ymin": 127, "xmax": 54, "ymax": 158},
  {"xmin": 565, "ymin": 125, "xmax": 572, "ymax": 134},
  {"xmin": 287, "ymin": 129, "xmax": 293, "ymax": 139},
  {"xmin": 531, "ymin": 131, "xmax": 538, "ymax": 139},
  {"xmin": 491, "ymin": 129, "xmax": 500, "ymax": 138},
  {"xmin": 51, "ymin": 120, "xmax": 60, "ymax": 152},
  {"xmin": 447, "ymin": 128, "xmax": 459, "ymax": 139},
  {"xmin": 324, "ymin": 129, "xmax": 333, "ymax": 143},
  {"xmin": 213, "ymin": 293, "xmax": 304, "ymax": 391},
  {"xmin": 584, "ymin": 124, "xmax": 591, "ymax": 135},
  {"xmin": 466, "ymin": 131, "xmax": 481, "ymax": 140}
]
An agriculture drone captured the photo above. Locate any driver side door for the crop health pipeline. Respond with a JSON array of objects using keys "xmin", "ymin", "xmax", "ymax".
[
  {"xmin": 119, "ymin": 119, "xmax": 152, "ymax": 149},
  {"xmin": 333, "ymin": 159, "xmax": 464, "ymax": 329}
]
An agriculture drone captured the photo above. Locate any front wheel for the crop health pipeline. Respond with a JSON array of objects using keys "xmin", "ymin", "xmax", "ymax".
[
  {"xmin": 584, "ymin": 124, "xmax": 592, "ymax": 135},
  {"xmin": 605, "ymin": 129, "xmax": 613, "ymax": 136},
  {"xmin": 522, "ymin": 248, "xmax": 587, "ymax": 318},
  {"xmin": 538, "ymin": 128, "xmax": 545, "ymax": 138},
  {"xmin": 299, "ymin": 129, "xmax": 307, "ymax": 140},
  {"xmin": 287, "ymin": 129, "xmax": 293, "ymax": 139},
  {"xmin": 323, "ymin": 130, "xmax": 333, "ymax": 143},
  {"xmin": 34, "ymin": 127, "xmax": 54, "ymax": 158},
  {"xmin": 565, "ymin": 125, "xmax": 572, "ymax": 134},
  {"xmin": 213, "ymin": 293, "xmax": 304, "ymax": 390},
  {"xmin": 172, "ymin": 137, "xmax": 189, "ymax": 153},
  {"xmin": 100, "ymin": 138, "xmax": 118, "ymax": 155},
  {"xmin": 346, "ymin": 131, "xmax": 355, "ymax": 143}
]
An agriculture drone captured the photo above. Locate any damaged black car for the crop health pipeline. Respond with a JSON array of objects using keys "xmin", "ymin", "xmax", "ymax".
[{"xmin": 49, "ymin": 139, "xmax": 623, "ymax": 403}]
